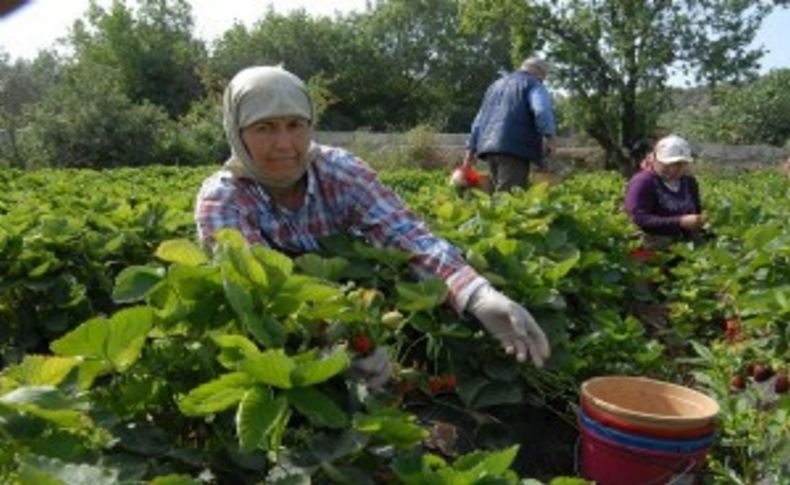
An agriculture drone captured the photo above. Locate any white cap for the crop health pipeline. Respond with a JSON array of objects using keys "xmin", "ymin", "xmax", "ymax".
[{"xmin": 654, "ymin": 135, "xmax": 693, "ymax": 164}]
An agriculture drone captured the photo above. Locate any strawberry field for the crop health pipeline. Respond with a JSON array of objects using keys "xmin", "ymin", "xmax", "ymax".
[{"xmin": 0, "ymin": 166, "xmax": 787, "ymax": 484}]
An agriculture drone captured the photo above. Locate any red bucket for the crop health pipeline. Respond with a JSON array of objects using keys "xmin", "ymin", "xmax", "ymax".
[{"xmin": 579, "ymin": 420, "xmax": 712, "ymax": 485}]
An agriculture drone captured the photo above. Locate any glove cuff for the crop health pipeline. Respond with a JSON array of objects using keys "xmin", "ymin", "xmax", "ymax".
[{"xmin": 448, "ymin": 270, "xmax": 488, "ymax": 314}]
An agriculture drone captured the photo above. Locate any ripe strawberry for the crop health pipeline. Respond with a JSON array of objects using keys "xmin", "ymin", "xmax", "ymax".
[
  {"xmin": 462, "ymin": 167, "xmax": 482, "ymax": 187},
  {"xmin": 774, "ymin": 373, "xmax": 788, "ymax": 394},
  {"xmin": 729, "ymin": 375, "xmax": 746, "ymax": 391},
  {"xmin": 444, "ymin": 374, "xmax": 457, "ymax": 391},
  {"xmin": 752, "ymin": 364, "xmax": 774, "ymax": 382},
  {"xmin": 724, "ymin": 319, "xmax": 743, "ymax": 344},
  {"xmin": 628, "ymin": 247, "xmax": 656, "ymax": 262},
  {"xmin": 428, "ymin": 376, "xmax": 443, "ymax": 395},
  {"xmin": 351, "ymin": 334, "xmax": 372, "ymax": 355},
  {"xmin": 396, "ymin": 379, "xmax": 413, "ymax": 395}
]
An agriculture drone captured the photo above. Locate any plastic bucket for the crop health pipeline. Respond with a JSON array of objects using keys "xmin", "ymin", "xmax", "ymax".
[
  {"xmin": 581, "ymin": 376, "xmax": 719, "ymax": 430},
  {"xmin": 579, "ymin": 410, "xmax": 716, "ymax": 453},
  {"xmin": 581, "ymin": 397, "xmax": 717, "ymax": 440},
  {"xmin": 578, "ymin": 376, "xmax": 719, "ymax": 484},
  {"xmin": 579, "ymin": 419, "xmax": 712, "ymax": 485}
]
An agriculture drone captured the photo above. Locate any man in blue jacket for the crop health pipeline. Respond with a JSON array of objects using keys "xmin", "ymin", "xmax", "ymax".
[{"xmin": 462, "ymin": 56, "xmax": 557, "ymax": 192}]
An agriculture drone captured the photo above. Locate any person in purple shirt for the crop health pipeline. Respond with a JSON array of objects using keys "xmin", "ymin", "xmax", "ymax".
[{"xmin": 624, "ymin": 134, "xmax": 706, "ymax": 249}]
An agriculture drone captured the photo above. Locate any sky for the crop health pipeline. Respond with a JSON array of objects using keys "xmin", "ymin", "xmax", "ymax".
[
  {"xmin": 1, "ymin": 0, "xmax": 788, "ymax": 81},
  {"xmin": 0, "ymin": 0, "xmax": 371, "ymax": 59}
]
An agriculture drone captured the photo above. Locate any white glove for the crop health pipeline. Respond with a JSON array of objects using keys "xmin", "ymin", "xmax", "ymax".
[
  {"xmin": 347, "ymin": 347, "xmax": 392, "ymax": 391},
  {"xmin": 466, "ymin": 284, "xmax": 551, "ymax": 367}
]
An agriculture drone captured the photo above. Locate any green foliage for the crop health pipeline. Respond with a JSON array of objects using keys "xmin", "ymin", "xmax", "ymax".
[
  {"xmin": 158, "ymin": 94, "xmax": 227, "ymax": 166},
  {"xmin": 0, "ymin": 52, "xmax": 63, "ymax": 168},
  {"xmin": 680, "ymin": 69, "xmax": 790, "ymax": 146},
  {"xmin": 460, "ymin": 0, "xmax": 782, "ymax": 173},
  {"xmin": 22, "ymin": 62, "xmax": 171, "ymax": 168},
  {"xmin": 70, "ymin": 0, "xmax": 206, "ymax": 118},
  {"xmin": 2, "ymin": 165, "xmax": 789, "ymax": 483}
]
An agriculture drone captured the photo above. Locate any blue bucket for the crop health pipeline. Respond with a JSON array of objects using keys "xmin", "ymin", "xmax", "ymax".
[{"xmin": 579, "ymin": 409, "xmax": 716, "ymax": 453}]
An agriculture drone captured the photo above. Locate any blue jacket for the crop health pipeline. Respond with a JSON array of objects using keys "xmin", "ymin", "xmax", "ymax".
[{"xmin": 467, "ymin": 70, "xmax": 556, "ymax": 165}]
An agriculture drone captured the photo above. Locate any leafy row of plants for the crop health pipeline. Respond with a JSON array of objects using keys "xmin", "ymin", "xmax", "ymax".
[{"xmin": 0, "ymin": 166, "xmax": 787, "ymax": 483}]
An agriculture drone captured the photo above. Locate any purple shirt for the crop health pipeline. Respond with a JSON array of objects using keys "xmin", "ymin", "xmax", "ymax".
[{"xmin": 624, "ymin": 169, "xmax": 701, "ymax": 236}]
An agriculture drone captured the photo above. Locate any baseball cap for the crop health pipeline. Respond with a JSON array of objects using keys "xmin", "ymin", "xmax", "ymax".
[{"xmin": 654, "ymin": 135, "xmax": 693, "ymax": 164}]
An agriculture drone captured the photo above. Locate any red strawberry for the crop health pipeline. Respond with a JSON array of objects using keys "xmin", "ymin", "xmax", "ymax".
[
  {"xmin": 730, "ymin": 375, "xmax": 746, "ymax": 391},
  {"xmin": 724, "ymin": 319, "xmax": 743, "ymax": 344},
  {"xmin": 752, "ymin": 364, "xmax": 774, "ymax": 382},
  {"xmin": 351, "ymin": 334, "xmax": 372, "ymax": 355},
  {"xmin": 774, "ymin": 373, "xmax": 788, "ymax": 394},
  {"xmin": 462, "ymin": 167, "xmax": 482, "ymax": 187},
  {"xmin": 444, "ymin": 375, "xmax": 457, "ymax": 391},
  {"xmin": 628, "ymin": 247, "xmax": 656, "ymax": 262},
  {"xmin": 428, "ymin": 376, "xmax": 443, "ymax": 395}
]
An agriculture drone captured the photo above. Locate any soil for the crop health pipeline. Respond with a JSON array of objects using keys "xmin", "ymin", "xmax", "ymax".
[{"xmin": 408, "ymin": 398, "xmax": 579, "ymax": 480}]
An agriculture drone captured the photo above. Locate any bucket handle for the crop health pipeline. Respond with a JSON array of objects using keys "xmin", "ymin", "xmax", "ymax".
[{"xmin": 575, "ymin": 437, "xmax": 698, "ymax": 485}]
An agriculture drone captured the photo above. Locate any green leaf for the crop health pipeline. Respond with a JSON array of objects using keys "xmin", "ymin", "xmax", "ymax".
[
  {"xmin": 0, "ymin": 386, "xmax": 90, "ymax": 429},
  {"xmin": 214, "ymin": 229, "xmax": 249, "ymax": 250},
  {"xmin": 75, "ymin": 360, "xmax": 111, "ymax": 390},
  {"xmin": 155, "ymin": 239, "xmax": 208, "ymax": 266},
  {"xmin": 246, "ymin": 313, "xmax": 287, "ymax": 349},
  {"xmin": 179, "ymin": 372, "xmax": 255, "ymax": 416},
  {"xmin": 0, "ymin": 386, "xmax": 70, "ymax": 409},
  {"xmin": 228, "ymin": 247, "xmax": 269, "ymax": 291},
  {"xmin": 545, "ymin": 250, "xmax": 580, "ymax": 284},
  {"xmin": 396, "ymin": 278, "xmax": 448, "ymax": 312},
  {"xmin": 286, "ymin": 387, "xmax": 348, "ymax": 428},
  {"xmin": 50, "ymin": 317, "xmax": 108, "ymax": 358},
  {"xmin": 294, "ymin": 254, "xmax": 349, "ymax": 280},
  {"xmin": 4, "ymin": 355, "xmax": 80, "ymax": 386},
  {"xmin": 240, "ymin": 349, "xmax": 295, "ymax": 389},
  {"xmin": 148, "ymin": 475, "xmax": 201, "ymax": 485},
  {"xmin": 236, "ymin": 388, "xmax": 288, "ymax": 453},
  {"xmin": 17, "ymin": 455, "xmax": 119, "ymax": 485},
  {"xmin": 453, "ymin": 445, "xmax": 518, "ymax": 476},
  {"xmin": 105, "ymin": 306, "xmax": 154, "ymax": 372},
  {"xmin": 291, "ymin": 347, "xmax": 350, "ymax": 387},
  {"xmin": 354, "ymin": 408, "xmax": 428, "ymax": 450},
  {"xmin": 112, "ymin": 265, "xmax": 165, "ymax": 303},
  {"xmin": 212, "ymin": 334, "xmax": 261, "ymax": 370},
  {"xmin": 251, "ymin": 245, "xmax": 293, "ymax": 289}
]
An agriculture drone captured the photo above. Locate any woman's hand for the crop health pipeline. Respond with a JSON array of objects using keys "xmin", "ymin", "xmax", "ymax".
[{"xmin": 679, "ymin": 213, "xmax": 706, "ymax": 231}]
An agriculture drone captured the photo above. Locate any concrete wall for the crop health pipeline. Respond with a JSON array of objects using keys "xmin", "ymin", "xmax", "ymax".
[{"xmin": 314, "ymin": 131, "xmax": 789, "ymax": 168}]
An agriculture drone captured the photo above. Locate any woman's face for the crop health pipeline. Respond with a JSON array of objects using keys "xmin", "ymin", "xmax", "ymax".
[
  {"xmin": 240, "ymin": 116, "xmax": 311, "ymax": 186},
  {"xmin": 653, "ymin": 160, "xmax": 688, "ymax": 181}
]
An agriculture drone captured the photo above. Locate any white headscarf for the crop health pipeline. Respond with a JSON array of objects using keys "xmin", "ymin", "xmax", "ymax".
[{"xmin": 223, "ymin": 66, "xmax": 318, "ymax": 188}]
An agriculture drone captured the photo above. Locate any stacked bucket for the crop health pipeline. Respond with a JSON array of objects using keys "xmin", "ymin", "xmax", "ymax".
[{"xmin": 578, "ymin": 376, "xmax": 719, "ymax": 485}]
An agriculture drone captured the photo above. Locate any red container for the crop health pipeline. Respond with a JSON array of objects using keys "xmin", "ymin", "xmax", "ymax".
[
  {"xmin": 579, "ymin": 419, "xmax": 712, "ymax": 485},
  {"xmin": 581, "ymin": 398, "xmax": 717, "ymax": 440}
]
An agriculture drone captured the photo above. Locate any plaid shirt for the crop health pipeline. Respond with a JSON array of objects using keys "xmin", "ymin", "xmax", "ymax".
[{"xmin": 195, "ymin": 144, "xmax": 485, "ymax": 312}]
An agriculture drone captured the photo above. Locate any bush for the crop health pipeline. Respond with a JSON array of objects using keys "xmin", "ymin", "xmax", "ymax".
[
  {"xmin": 22, "ymin": 64, "xmax": 170, "ymax": 168},
  {"xmin": 673, "ymin": 69, "xmax": 790, "ymax": 146},
  {"xmin": 160, "ymin": 95, "xmax": 227, "ymax": 166}
]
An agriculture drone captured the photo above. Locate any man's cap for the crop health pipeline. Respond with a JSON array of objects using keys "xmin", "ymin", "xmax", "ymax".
[{"xmin": 520, "ymin": 57, "xmax": 549, "ymax": 79}]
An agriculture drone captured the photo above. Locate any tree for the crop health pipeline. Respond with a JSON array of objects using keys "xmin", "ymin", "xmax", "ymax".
[
  {"xmin": 209, "ymin": 1, "xmax": 512, "ymax": 132},
  {"xmin": 0, "ymin": 51, "xmax": 63, "ymax": 168},
  {"xmin": 356, "ymin": 0, "xmax": 512, "ymax": 131},
  {"xmin": 675, "ymin": 69, "xmax": 790, "ymax": 146},
  {"xmin": 23, "ymin": 62, "xmax": 170, "ymax": 168},
  {"xmin": 69, "ymin": 0, "xmax": 206, "ymax": 118},
  {"xmin": 460, "ymin": 0, "xmax": 787, "ymax": 174}
]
